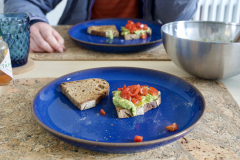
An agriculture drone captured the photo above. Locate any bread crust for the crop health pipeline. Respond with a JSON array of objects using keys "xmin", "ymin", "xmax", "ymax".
[
  {"xmin": 115, "ymin": 95, "xmax": 161, "ymax": 118},
  {"xmin": 61, "ymin": 78, "xmax": 109, "ymax": 110},
  {"xmin": 87, "ymin": 25, "xmax": 119, "ymax": 37}
]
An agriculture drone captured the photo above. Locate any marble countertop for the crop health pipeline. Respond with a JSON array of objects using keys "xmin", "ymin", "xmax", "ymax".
[{"xmin": 0, "ymin": 60, "xmax": 239, "ymax": 159}]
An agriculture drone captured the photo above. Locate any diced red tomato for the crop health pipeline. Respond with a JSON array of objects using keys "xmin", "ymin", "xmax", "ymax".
[
  {"xmin": 166, "ymin": 123, "xmax": 178, "ymax": 131},
  {"xmin": 130, "ymin": 27, "xmax": 137, "ymax": 34},
  {"xmin": 141, "ymin": 34, "xmax": 147, "ymax": 39},
  {"xmin": 134, "ymin": 135, "xmax": 143, "ymax": 142},
  {"xmin": 128, "ymin": 85, "xmax": 140, "ymax": 96},
  {"xmin": 148, "ymin": 87, "xmax": 158, "ymax": 96},
  {"xmin": 127, "ymin": 94, "xmax": 132, "ymax": 101},
  {"xmin": 100, "ymin": 109, "xmax": 106, "ymax": 115},
  {"xmin": 143, "ymin": 24, "xmax": 148, "ymax": 30},
  {"xmin": 136, "ymin": 22, "xmax": 141, "ymax": 28},
  {"xmin": 135, "ymin": 94, "xmax": 142, "ymax": 101},
  {"xmin": 119, "ymin": 84, "xmax": 158, "ymax": 105},
  {"xmin": 128, "ymin": 20, "xmax": 134, "ymax": 25},
  {"xmin": 131, "ymin": 98, "xmax": 139, "ymax": 104},
  {"xmin": 125, "ymin": 23, "xmax": 131, "ymax": 29}
]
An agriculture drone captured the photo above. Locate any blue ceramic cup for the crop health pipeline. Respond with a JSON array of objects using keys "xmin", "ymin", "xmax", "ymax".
[{"xmin": 0, "ymin": 13, "xmax": 30, "ymax": 68}]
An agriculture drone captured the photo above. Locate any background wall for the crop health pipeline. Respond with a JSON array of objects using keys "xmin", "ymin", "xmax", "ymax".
[
  {"xmin": 0, "ymin": 0, "xmax": 3, "ymax": 13},
  {"xmin": 0, "ymin": 0, "xmax": 66, "ymax": 26},
  {"xmin": 1, "ymin": 0, "xmax": 240, "ymax": 25}
]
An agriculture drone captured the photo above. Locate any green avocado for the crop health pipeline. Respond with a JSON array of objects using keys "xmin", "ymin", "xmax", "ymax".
[
  {"xmin": 120, "ymin": 27, "xmax": 150, "ymax": 36},
  {"xmin": 109, "ymin": 30, "xmax": 113, "ymax": 39},
  {"xmin": 112, "ymin": 90, "xmax": 160, "ymax": 116}
]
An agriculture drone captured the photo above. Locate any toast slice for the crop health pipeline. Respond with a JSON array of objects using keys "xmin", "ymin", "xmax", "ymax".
[
  {"xmin": 61, "ymin": 78, "xmax": 109, "ymax": 110},
  {"xmin": 123, "ymin": 28, "xmax": 152, "ymax": 40},
  {"xmin": 115, "ymin": 95, "xmax": 161, "ymax": 118},
  {"xmin": 87, "ymin": 25, "xmax": 119, "ymax": 38}
]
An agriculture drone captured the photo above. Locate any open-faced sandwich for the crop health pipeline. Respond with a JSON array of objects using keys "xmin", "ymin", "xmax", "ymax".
[
  {"xmin": 87, "ymin": 25, "xmax": 119, "ymax": 39},
  {"xmin": 112, "ymin": 84, "xmax": 161, "ymax": 118},
  {"xmin": 121, "ymin": 20, "xmax": 152, "ymax": 40},
  {"xmin": 61, "ymin": 78, "xmax": 109, "ymax": 110}
]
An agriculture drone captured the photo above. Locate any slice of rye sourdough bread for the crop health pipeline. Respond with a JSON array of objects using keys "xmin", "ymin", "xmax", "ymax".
[
  {"xmin": 123, "ymin": 28, "xmax": 152, "ymax": 40},
  {"xmin": 115, "ymin": 94, "xmax": 161, "ymax": 118},
  {"xmin": 87, "ymin": 25, "xmax": 119, "ymax": 38},
  {"xmin": 61, "ymin": 78, "xmax": 109, "ymax": 110}
]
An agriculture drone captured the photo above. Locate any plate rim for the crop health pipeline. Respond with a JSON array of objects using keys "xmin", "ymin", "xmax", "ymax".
[
  {"xmin": 67, "ymin": 18, "xmax": 163, "ymax": 47},
  {"xmin": 31, "ymin": 67, "xmax": 206, "ymax": 147}
]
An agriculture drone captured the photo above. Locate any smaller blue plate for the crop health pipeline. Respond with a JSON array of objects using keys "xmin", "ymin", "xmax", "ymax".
[
  {"xmin": 32, "ymin": 67, "xmax": 205, "ymax": 153},
  {"xmin": 68, "ymin": 18, "xmax": 162, "ymax": 53}
]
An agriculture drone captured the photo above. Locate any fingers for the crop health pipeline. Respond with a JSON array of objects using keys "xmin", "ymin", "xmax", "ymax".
[
  {"xmin": 53, "ymin": 29, "xmax": 65, "ymax": 50},
  {"xmin": 30, "ymin": 37, "xmax": 45, "ymax": 52},
  {"xmin": 40, "ymin": 28, "xmax": 64, "ymax": 53},
  {"xmin": 30, "ymin": 22, "xmax": 65, "ymax": 53}
]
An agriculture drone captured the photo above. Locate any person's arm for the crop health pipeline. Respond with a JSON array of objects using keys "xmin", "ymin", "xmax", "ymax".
[{"xmin": 4, "ymin": 0, "xmax": 65, "ymax": 53}]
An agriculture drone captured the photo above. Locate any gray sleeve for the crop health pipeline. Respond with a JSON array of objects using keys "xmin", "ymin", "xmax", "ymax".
[
  {"xmin": 153, "ymin": 0, "xmax": 199, "ymax": 24},
  {"xmin": 4, "ymin": 0, "xmax": 62, "ymax": 23}
]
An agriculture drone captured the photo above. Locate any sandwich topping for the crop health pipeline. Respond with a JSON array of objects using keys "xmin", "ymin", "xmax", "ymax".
[
  {"xmin": 121, "ymin": 20, "xmax": 150, "ymax": 39},
  {"xmin": 112, "ymin": 85, "xmax": 160, "ymax": 116}
]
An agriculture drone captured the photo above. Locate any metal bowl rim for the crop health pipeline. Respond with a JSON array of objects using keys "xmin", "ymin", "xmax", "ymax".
[{"xmin": 161, "ymin": 20, "xmax": 240, "ymax": 44}]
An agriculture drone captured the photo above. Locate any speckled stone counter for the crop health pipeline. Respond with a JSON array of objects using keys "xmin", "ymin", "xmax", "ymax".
[
  {"xmin": 29, "ymin": 26, "xmax": 170, "ymax": 61},
  {"xmin": 0, "ymin": 78, "xmax": 239, "ymax": 160}
]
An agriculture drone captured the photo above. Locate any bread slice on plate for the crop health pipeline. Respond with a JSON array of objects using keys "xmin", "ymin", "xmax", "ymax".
[
  {"xmin": 123, "ymin": 28, "xmax": 152, "ymax": 40},
  {"xmin": 87, "ymin": 25, "xmax": 119, "ymax": 38},
  {"xmin": 112, "ymin": 85, "xmax": 161, "ymax": 118},
  {"xmin": 61, "ymin": 78, "xmax": 109, "ymax": 110},
  {"xmin": 115, "ymin": 95, "xmax": 161, "ymax": 118}
]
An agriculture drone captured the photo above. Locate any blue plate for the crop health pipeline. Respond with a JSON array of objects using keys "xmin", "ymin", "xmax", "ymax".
[
  {"xmin": 32, "ymin": 67, "xmax": 205, "ymax": 153},
  {"xmin": 68, "ymin": 18, "xmax": 162, "ymax": 53}
]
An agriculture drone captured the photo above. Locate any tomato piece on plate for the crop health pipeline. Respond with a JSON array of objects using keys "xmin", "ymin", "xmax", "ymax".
[
  {"xmin": 127, "ymin": 94, "xmax": 132, "ymax": 101},
  {"xmin": 166, "ymin": 123, "xmax": 178, "ymax": 131},
  {"xmin": 143, "ymin": 24, "xmax": 148, "ymax": 30},
  {"xmin": 120, "ymin": 87, "xmax": 130, "ymax": 99},
  {"xmin": 125, "ymin": 23, "xmax": 131, "ymax": 29},
  {"xmin": 128, "ymin": 85, "xmax": 140, "ymax": 96},
  {"xmin": 128, "ymin": 20, "xmax": 134, "ymax": 25},
  {"xmin": 141, "ymin": 34, "xmax": 147, "ymax": 39},
  {"xmin": 100, "ymin": 109, "xmax": 106, "ymax": 115},
  {"xmin": 148, "ymin": 87, "xmax": 158, "ymax": 96},
  {"xmin": 131, "ymin": 98, "xmax": 139, "ymax": 104},
  {"xmin": 135, "ymin": 94, "xmax": 142, "ymax": 101},
  {"xmin": 136, "ymin": 22, "xmax": 141, "ymax": 28},
  {"xmin": 134, "ymin": 135, "xmax": 143, "ymax": 142}
]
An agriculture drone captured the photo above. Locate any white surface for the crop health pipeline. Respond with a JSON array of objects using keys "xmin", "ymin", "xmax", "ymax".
[
  {"xmin": 0, "ymin": 0, "xmax": 3, "ymax": 13},
  {"xmin": 12, "ymin": 60, "xmax": 240, "ymax": 106},
  {"xmin": 46, "ymin": 0, "xmax": 67, "ymax": 26},
  {"xmin": 192, "ymin": 0, "xmax": 240, "ymax": 23}
]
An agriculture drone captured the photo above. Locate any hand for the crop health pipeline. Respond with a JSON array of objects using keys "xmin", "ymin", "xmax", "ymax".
[{"xmin": 30, "ymin": 22, "xmax": 65, "ymax": 53}]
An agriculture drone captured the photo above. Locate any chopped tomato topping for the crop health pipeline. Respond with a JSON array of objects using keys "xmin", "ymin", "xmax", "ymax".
[
  {"xmin": 128, "ymin": 20, "xmax": 134, "ymax": 25},
  {"xmin": 136, "ymin": 22, "xmax": 141, "ymax": 28},
  {"xmin": 100, "ymin": 109, "xmax": 106, "ymax": 115},
  {"xmin": 131, "ymin": 98, "xmax": 139, "ymax": 105},
  {"xmin": 166, "ymin": 123, "xmax": 178, "ymax": 131},
  {"xmin": 143, "ymin": 24, "xmax": 148, "ymax": 30},
  {"xmin": 148, "ymin": 87, "xmax": 158, "ymax": 96},
  {"xmin": 128, "ymin": 85, "xmax": 140, "ymax": 96},
  {"xmin": 119, "ymin": 84, "xmax": 158, "ymax": 104},
  {"xmin": 134, "ymin": 135, "xmax": 143, "ymax": 142},
  {"xmin": 125, "ymin": 23, "xmax": 131, "ymax": 29},
  {"xmin": 125, "ymin": 20, "xmax": 149, "ymax": 34},
  {"xmin": 141, "ymin": 34, "xmax": 147, "ymax": 39},
  {"xmin": 135, "ymin": 94, "xmax": 142, "ymax": 101}
]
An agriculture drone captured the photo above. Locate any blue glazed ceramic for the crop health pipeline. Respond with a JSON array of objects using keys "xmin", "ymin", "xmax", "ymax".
[
  {"xmin": 68, "ymin": 18, "xmax": 162, "ymax": 53},
  {"xmin": 32, "ymin": 67, "xmax": 205, "ymax": 153}
]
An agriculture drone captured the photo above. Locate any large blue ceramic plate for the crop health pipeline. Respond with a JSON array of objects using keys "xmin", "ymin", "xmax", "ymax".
[
  {"xmin": 68, "ymin": 18, "xmax": 162, "ymax": 53},
  {"xmin": 32, "ymin": 67, "xmax": 205, "ymax": 153}
]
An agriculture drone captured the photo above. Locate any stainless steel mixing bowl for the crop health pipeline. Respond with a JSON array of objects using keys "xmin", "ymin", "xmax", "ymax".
[{"xmin": 161, "ymin": 21, "xmax": 240, "ymax": 80}]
